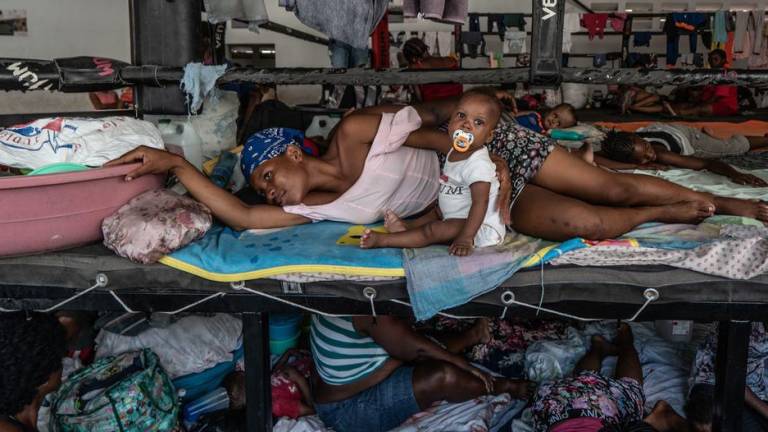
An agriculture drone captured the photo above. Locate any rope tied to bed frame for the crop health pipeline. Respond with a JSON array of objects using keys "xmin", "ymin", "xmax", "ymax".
[
  {"xmin": 35, "ymin": 273, "xmax": 109, "ymax": 313},
  {"xmin": 230, "ymin": 281, "xmax": 366, "ymax": 317},
  {"xmin": 498, "ymin": 287, "xmax": 661, "ymax": 322}
]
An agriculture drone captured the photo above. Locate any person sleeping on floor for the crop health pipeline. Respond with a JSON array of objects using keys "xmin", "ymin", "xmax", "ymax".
[
  {"xmin": 588, "ymin": 126, "xmax": 768, "ymax": 187},
  {"xmin": 107, "ymin": 88, "xmax": 768, "ymax": 249}
]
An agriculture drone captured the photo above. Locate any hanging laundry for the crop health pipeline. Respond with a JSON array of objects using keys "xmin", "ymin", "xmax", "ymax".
[
  {"xmin": 423, "ymin": 32, "xmax": 440, "ymax": 56},
  {"xmin": 593, "ymin": 53, "xmax": 607, "ymax": 67},
  {"xmin": 503, "ymin": 30, "xmax": 527, "ymax": 54},
  {"xmin": 291, "ymin": 0, "xmax": 388, "ymax": 49},
  {"xmin": 205, "ymin": 0, "xmax": 268, "ymax": 32},
  {"xmin": 580, "ymin": 13, "xmax": 608, "ymax": 40},
  {"xmin": 752, "ymin": 9, "xmax": 766, "ymax": 54},
  {"xmin": 694, "ymin": 52, "xmax": 705, "ymax": 67},
  {"xmin": 504, "ymin": 14, "xmax": 527, "ymax": 31},
  {"xmin": 437, "ymin": 32, "xmax": 454, "ymax": 57},
  {"xmin": 402, "ymin": 0, "xmax": 469, "ymax": 25},
  {"xmin": 488, "ymin": 14, "xmax": 507, "ymax": 40},
  {"xmin": 735, "ymin": 11, "xmax": 750, "ymax": 53},
  {"xmin": 562, "ymin": 13, "xmax": 580, "ymax": 53},
  {"xmin": 460, "ymin": 32, "xmax": 486, "ymax": 58},
  {"xmin": 609, "ymin": 13, "xmax": 627, "ymax": 32},
  {"xmin": 714, "ymin": 11, "xmax": 728, "ymax": 44},
  {"xmin": 634, "ymin": 32, "xmax": 652, "ymax": 47},
  {"xmin": 665, "ymin": 13, "xmax": 707, "ymax": 66},
  {"xmin": 469, "ymin": 13, "xmax": 480, "ymax": 31},
  {"xmin": 734, "ymin": 13, "xmax": 755, "ymax": 60},
  {"xmin": 749, "ymin": 22, "xmax": 768, "ymax": 68}
]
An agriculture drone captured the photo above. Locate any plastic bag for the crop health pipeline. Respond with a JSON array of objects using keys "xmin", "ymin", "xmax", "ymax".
[
  {"xmin": 0, "ymin": 116, "xmax": 163, "ymax": 169},
  {"xmin": 525, "ymin": 327, "xmax": 587, "ymax": 383}
]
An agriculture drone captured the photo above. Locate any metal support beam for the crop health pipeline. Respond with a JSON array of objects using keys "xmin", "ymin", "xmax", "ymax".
[
  {"xmin": 713, "ymin": 321, "xmax": 750, "ymax": 432},
  {"xmin": 243, "ymin": 312, "xmax": 272, "ymax": 432},
  {"xmin": 6, "ymin": 58, "xmax": 768, "ymax": 89},
  {"xmin": 530, "ymin": 0, "xmax": 566, "ymax": 86}
]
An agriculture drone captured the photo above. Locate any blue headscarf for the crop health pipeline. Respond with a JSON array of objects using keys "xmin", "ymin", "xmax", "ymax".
[{"xmin": 240, "ymin": 128, "xmax": 319, "ymax": 179}]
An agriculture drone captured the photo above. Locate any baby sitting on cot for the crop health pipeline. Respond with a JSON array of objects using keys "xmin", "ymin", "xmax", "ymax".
[{"xmin": 360, "ymin": 89, "xmax": 505, "ymax": 256}]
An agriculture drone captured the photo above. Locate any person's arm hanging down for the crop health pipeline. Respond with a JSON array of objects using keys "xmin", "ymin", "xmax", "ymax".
[
  {"xmin": 105, "ymin": 148, "xmax": 310, "ymax": 230},
  {"xmin": 450, "ymin": 182, "xmax": 491, "ymax": 256},
  {"xmin": 353, "ymin": 316, "xmax": 494, "ymax": 393},
  {"xmin": 653, "ymin": 148, "xmax": 768, "ymax": 187}
]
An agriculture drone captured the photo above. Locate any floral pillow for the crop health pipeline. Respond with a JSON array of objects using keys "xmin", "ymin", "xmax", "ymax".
[{"xmin": 102, "ymin": 189, "xmax": 212, "ymax": 264}]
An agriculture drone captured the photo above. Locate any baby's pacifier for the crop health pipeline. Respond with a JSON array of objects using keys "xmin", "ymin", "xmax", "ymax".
[{"xmin": 452, "ymin": 129, "xmax": 474, "ymax": 153}]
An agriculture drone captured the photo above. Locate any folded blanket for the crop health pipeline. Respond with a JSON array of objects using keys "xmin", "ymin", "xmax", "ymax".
[{"xmin": 161, "ymin": 222, "xmax": 404, "ymax": 282}]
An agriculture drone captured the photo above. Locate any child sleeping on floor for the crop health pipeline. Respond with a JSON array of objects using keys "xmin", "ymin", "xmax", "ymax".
[
  {"xmin": 595, "ymin": 128, "xmax": 768, "ymax": 187},
  {"xmin": 515, "ymin": 103, "xmax": 577, "ymax": 135},
  {"xmin": 360, "ymin": 89, "xmax": 505, "ymax": 256}
]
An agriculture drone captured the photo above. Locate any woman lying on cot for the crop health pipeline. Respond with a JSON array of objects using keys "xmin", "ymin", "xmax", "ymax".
[{"xmin": 108, "ymin": 89, "xmax": 768, "ymax": 243}]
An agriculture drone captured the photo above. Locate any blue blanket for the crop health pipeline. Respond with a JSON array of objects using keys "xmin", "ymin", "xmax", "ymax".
[{"xmin": 161, "ymin": 223, "xmax": 404, "ymax": 282}]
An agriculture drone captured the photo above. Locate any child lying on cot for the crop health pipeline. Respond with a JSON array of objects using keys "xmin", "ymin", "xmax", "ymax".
[
  {"xmin": 514, "ymin": 103, "xmax": 577, "ymax": 135},
  {"xmin": 360, "ymin": 89, "xmax": 505, "ymax": 256},
  {"xmin": 595, "ymin": 127, "xmax": 768, "ymax": 187}
]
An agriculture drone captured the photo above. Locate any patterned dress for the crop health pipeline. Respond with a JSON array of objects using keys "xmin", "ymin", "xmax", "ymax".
[{"xmin": 532, "ymin": 371, "xmax": 645, "ymax": 431}]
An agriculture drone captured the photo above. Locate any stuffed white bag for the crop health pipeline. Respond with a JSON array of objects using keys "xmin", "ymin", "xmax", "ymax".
[{"xmin": 0, "ymin": 116, "xmax": 164, "ymax": 169}]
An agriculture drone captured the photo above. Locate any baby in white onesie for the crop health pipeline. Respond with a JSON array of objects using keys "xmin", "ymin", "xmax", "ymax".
[{"xmin": 360, "ymin": 88, "xmax": 505, "ymax": 256}]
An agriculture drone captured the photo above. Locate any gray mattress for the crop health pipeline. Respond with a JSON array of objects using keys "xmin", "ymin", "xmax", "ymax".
[{"xmin": 2, "ymin": 244, "xmax": 768, "ymax": 316}]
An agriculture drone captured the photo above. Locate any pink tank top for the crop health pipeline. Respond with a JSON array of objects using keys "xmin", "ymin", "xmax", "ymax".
[{"xmin": 283, "ymin": 107, "xmax": 439, "ymax": 224}]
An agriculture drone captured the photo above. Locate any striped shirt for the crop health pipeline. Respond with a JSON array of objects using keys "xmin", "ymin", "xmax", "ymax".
[{"xmin": 310, "ymin": 315, "xmax": 390, "ymax": 385}]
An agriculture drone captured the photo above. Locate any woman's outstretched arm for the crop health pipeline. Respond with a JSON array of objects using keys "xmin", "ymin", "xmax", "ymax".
[{"xmin": 106, "ymin": 147, "xmax": 310, "ymax": 230}]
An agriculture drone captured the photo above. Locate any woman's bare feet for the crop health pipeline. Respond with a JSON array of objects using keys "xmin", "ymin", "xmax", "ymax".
[
  {"xmin": 573, "ymin": 143, "xmax": 596, "ymax": 166},
  {"xmin": 384, "ymin": 210, "xmax": 408, "ymax": 233},
  {"xmin": 644, "ymin": 400, "xmax": 688, "ymax": 432},
  {"xmin": 713, "ymin": 196, "xmax": 768, "ymax": 223},
  {"xmin": 360, "ymin": 229, "xmax": 385, "ymax": 249},
  {"xmin": 469, "ymin": 318, "xmax": 492, "ymax": 346},
  {"xmin": 655, "ymin": 200, "xmax": 715, "ymax": 224},
  {"xmin": 590, "ymin": 334, "xmax": 619, "ymax": 357}
]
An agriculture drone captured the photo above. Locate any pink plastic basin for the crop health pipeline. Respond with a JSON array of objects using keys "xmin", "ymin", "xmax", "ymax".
[{"xmin": 0, "ymin": 163, "xmax": 164, "ymax": 257}]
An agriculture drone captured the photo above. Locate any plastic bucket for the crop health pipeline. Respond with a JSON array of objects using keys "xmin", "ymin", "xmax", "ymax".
[
  {"xmin": 270, "ymin": 333, "xmax": 300, "ymax": 356},
  {"xmin": 269, "ymin": 313, "xmax": 303, "ymax": 341}
]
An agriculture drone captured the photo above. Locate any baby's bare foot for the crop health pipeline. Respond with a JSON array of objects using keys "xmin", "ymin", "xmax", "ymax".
[
  {"xmin": 384, "ymin": 210, "xmax": 407, "ymax": 233},
  {"xmin": 360, "ymin": 229, "xmax": 384, "ymax": 249}
]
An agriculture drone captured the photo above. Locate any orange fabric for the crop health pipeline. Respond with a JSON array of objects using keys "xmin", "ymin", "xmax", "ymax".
[{"xmin": 595, "ymin": 120, "xmax": 768, "ymax": 139}]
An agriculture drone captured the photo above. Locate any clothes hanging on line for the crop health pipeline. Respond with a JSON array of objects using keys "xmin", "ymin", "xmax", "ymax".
[
  {"xmin": 609, "ymin": 13, "xmax": 627, "ymax": 32},
  {"xmin": 461, "ymin": 32, "xmax": 486, "ymax": 58},
  {"xmin": 714, "ymin": 11, "xmax": 729, "ymax": 44},
  {"xmin": 633, "ymin": 32, "xmax": 652, "ymax": 47},
  {"xmin": 289, "ymin": 0, "xmax": 388, "ymax": 49},
  {"xmin": 503, "ymin": 30, "xmax": 527, "ymax": 54},
  {"xmin": 204, "ymin": 0, "xmax": 268, "ymax": 32},
  {"xmin": 664, "ymin": 13, "xmax": 708, "ymax": 67},
  {"xmin": 580, "ymin": 13, "xmax": 608, "ymax": 40},
  {"xmin": 562, "ymin": 13, "xmax": 581, "ymax": 53},
  {"xmin": 402, "ymin": 0, "xmax": 469, "ymax": 25}
]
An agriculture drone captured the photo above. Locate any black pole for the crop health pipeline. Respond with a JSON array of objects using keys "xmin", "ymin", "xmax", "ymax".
[
  {"xmin": 712, "ymin": 321, "xmax": 750, "ymax": 432},
  {"xmin": 530, "ymin": 0, "xmax": 566, "ymax": 86},
  {"xmin": 243, "ymin": 312, "xmax": 273, "ymax": 432}
]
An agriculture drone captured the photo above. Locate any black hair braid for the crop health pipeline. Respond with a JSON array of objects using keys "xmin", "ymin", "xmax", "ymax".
[{"xmin": 600, "ymin": 130, "xmax": 638, "ymax": 163}]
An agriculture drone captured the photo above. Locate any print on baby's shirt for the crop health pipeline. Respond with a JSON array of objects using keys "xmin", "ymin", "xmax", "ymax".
[{"xmin": 439, "ymin": 173, "xmax": 465, "ymax": 195}]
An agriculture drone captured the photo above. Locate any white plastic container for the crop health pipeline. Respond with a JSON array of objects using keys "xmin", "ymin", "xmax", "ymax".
[
  {"xmin": 305, "ymin": 115, "xmax": 341, "ymax": 139},
  {"xmin": 655, "ymin": 320, "xmax": 694, "ymax": 343},
  {"xmin": 156, "ymin": 119, "xmax": 204, "ymax": 171}
]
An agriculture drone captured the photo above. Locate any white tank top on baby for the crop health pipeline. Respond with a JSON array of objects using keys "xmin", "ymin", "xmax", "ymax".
[{"xmin": 283, "ymin": 107, "xmax": 440, "ymax": 224}]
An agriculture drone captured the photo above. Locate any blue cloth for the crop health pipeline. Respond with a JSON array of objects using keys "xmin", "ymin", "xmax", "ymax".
[
  {"xmin": 514, "ymin": 113, "xmax": 544, "ymax": 133},
  {"xmin": 164, "ymin": 222, "xmax": 404, "ymax": 281},
  {"xmin": 593, "ymin": 53, "xmax": 607, "ymax": 67},
  {"xmin": 633, "ymin": 32, "xmax": 652, "ymax": 47},
  {"xmin": 180, "ymin": 63, "xmax": 228, "ymax": 113},
  {"xmin": 315, "ymin": 366, "xmax": 419, "ymax": 432},
  {"xmin": 240, "ymin": 128, "xmax": 317, "ymax": 179},
  {"xmin": 404, "ymin": 236, "xmax": 588, "ymax": 321},
  {"xmin": 715, "ymin": 11, "xmax": 728, "ymax": 43},
  {"xmin": 329, "ymin": 39, "xmax": 370, "ymax": 68}
]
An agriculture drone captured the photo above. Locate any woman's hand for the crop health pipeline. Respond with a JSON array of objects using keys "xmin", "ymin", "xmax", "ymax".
[
  {"xmin": 105, "ymin": 146, "xmax": 185, "ymax": 181},
  {"xmin": 494, "ymin": 89, "xmax": 518, "ymax": 115},
  {"xmin": 490, "ymin": 154, "xmax": 513, "ymax": 225},
  {"xmin": 730, "ymin": 172, "xmax": 768, "ymax": 187}
]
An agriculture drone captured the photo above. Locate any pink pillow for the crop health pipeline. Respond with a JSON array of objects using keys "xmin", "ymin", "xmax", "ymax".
[{"xmin": 102, "ymin": 189, "xmax": 212, "ymax": 264}]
